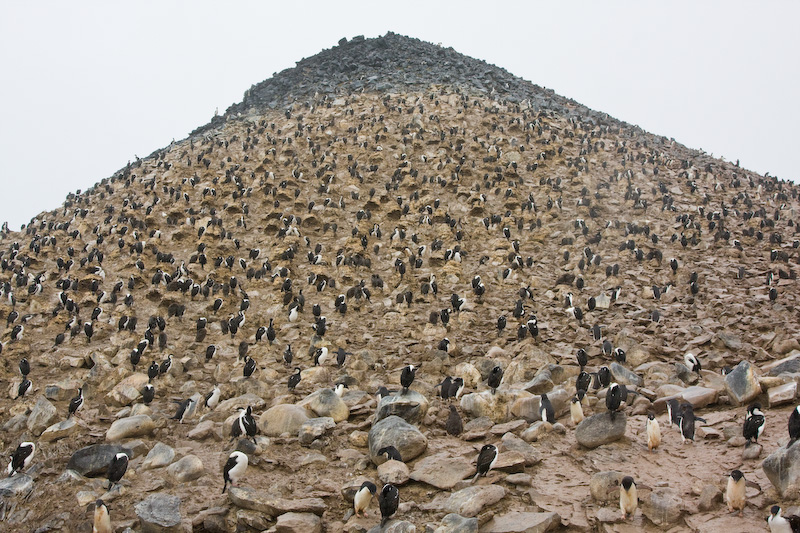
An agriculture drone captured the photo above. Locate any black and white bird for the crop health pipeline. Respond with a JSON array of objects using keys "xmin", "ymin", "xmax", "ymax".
[
  {"xmin": 576, "ymin": 371, "xmax": 591, "ymax": 395},
  {"xmin": 159, "ymin": 354, "xmax": 173, "ymax": 375},
  {"xmin": 288, "ymin": 367, "xmax": 302, "ymax": 390},
  {"xmin": 283, "ymin": 344, "xmax": 294, "ymax": 366},
  {"xmin": 742, "ymin": 402, "xmax": 765, "ymax": 446},
  {"xmin": 335, "ymin": 347, "xmax": 350, "ymax": 367},
  {"xmin": 93, "ymin": 499, "xmax": 112, "ymax": 533},
  {"xmin": 18, "ymin": 358, "xmax": 30, "ymax": 376},
  {"xmin": 446, "ymin": 405, "xmax": 463, "ymax": 436},
  {"xmin": 449, "ymin": 377, "xmax": 465, "ymax": 400},
  {"xmin": 106, "ymin": 452, "xmax": 128, "ymax": 489},
  {"xmin": 646, "ymin": 413, "xmax": 661, "ymax": 452},
  {"xmin": 570, "ymin": 392, "xmax": 585, "ymax": 425},
  {"xmin": 17, "ymin": 378, "xmax": 32, "ymax": 398},
  {"xmin": 539, "ymin": 393, "xmax": 555, "ymax": 423},
  {"xmin": 473, "ymin": 444, "xmax": 498, "ymax": 481},
  {"xmin": 6, "ymin": 442, "xmax": 35, "ymax": 476},
  {"xmin": 313, "ymin": 347, "xmax": 329, "ymax": 366},
  {"xmin": 204, "ymin": 385, "xmax": 221, "ymax": 410},
  {"xmin": 768, "ymin": 505, "xmax": 800, "ymax": 533},
  {"xmin": 243, "ymin": 356, "xmax": 256, "ymax": 378},
  {"xmin": 353, "ymin": 481, "xmax": 377, "ymax": 517},
  {"xmin": 205, "ymin": 344, "xmax": 217, "ymax": 362},
  {"xmin": 68, "ymin": 387, "xmax": 84, "ymax": 418},
  {"xmin": 678, "ymin": 402, "xmax": 698, "ymax": 443},
  {"xmin": 222, "ymin": 451, "xmax": 248, "ymax": 493},
  {"xmin": 147, "ymin": 361, "xmax": 159, "ymax": 382},
  {"xmin": 231, "ymin": 406, "xmax": 258, "ymax": 444},
  {"xmin": 684, "ymin": 352, "xmax": 702, "ymax": 373},
  {"xmin": 726, "ymin": 470, "xmax": 746, "ymax": 515},
  {"xmin": 142, "ymin": 384, "xmax": 155, "ymax": 405},
  {"xmin": 377, "ymin": 446, "xmax": 403, "ymax": 462},
  {"xmin": 620, "ymin": 476, "xmax": 638, "ymax": 520},
  {"xmin": 666, "ymin": 398, "xmax": 682, "ymax": 428},
  {"xmin": 172, "ymin": 398, "xmax": 197, "ymax": 423},
  {"xmin": 400, "ymin": 365, "xmax": 417, "ymax": 395},
  {"xmin": 487, "ymin": 365, "xmax": 503, "ymax": 394},
  {"xmin": 613, "ymin": 348, "xmax": 626, "ymax": 363},
  {"xmin": 378, "ymin": 483, "xmax": 399, "ymax": 527},
  {"xmin": 576, "ymin": 348, "xmax": 587, "ymax": 370},
  {"xmin": 605, "ymin": 383, "xmax": 625, "ymax": 420}
]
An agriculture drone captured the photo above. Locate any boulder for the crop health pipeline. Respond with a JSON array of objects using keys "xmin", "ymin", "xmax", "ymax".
[
  {"xmin": 166, "ymin": 455, "xmax": 204, "ymax": 482},
  {"xmin": 259, "ymin": 404, "xmax": 311, "ymax": 437},
  {"xmin": 368, "ymin": 415, "xmax": 427, "ymax": 464},
  {"xmin": 763, "ymin": 442, "xmax": 800, "ymax": 497},
  {"xmin": 575, "ymin": 412, "xmax": 626, "ymax": 449},
  {"xmin": 590, "ymin": 471, "xmax": 623, "ymax": 502},
  {"xmin": 443, "ymin": 485, "xmax": 506, "ymax": 517},
  {"xmin": 378, "ymin": 459, "xmax": 410, "ymax": 485},
  {"xmin": 142, "ymin": 442, "xmax": 176, "ymax": 470},
  {"xmin": 27, "ymin": 396, "xmax": 58, "ymax": 436},
  {"xmin": 40, "ymin": 418, "xmax": 78, "ymax": 442},
  {"xmin": 768, "ymin": 381, "xmax": 797, "ymax": 408},
  {"xmin": 367, "ymin": 521, "xmax": 416, "ymax": 533},
  {"xmin": 481, "ymin": 511, "xmax": 561, "ymax": 532},
  {"xmin": 642, "ymin": 487, "xmax": 683, "ymax": 526},
  {"xmin": 724, "ymin": 360, "xmax": 762, "ymax": 406},
  {"xmin": 0, "ymin": 474, "xmax": 33, "ymax": 497},
  {"xmin": 609, "ymin": 362, "xmax": 643, "ymax": 387},
  {"xmin": 409, "ymin": 452, "xmax": 474, "ymax": 489},
  {"xmin": 106, "ymin": 415, "xmax": 155, "ymax": 441},
  {"xmin": 228, "ymin": 487, "xmax": 326, "ymax": 516},
  {"xmin": 510, "ymin": 389, "xmax": 569, "ymax": 422},
  {"xmin": 44, "ymin": 379, "xmax": 81, "ymax": 401},
  {"xmin": 460, "ymin": 390, "xmax": 519, "ymax": 423},
  {"xmin": 298, "ymin": 417, "xmax": 336, "ymax": 445},
  {"xmin": 275, "ymin": 512, "xmax": 321, "ymax": 533},
  {"xmin": 375, "ymin": 390, "xmax": 429, "ymax": 424},
  {"xmin": 434, "ymin": 513, "xmax": 478, "ymax": 533},
  {"xmin": 107, "ymin": 373, "xmax": 149, "ymax": 406},
  {"xmin": 67, "ymin": 444, "xmax": 134, "ymax": 477},
  {"xmin": 187, "ymin": 420, "xmax": 217, "ymax": 440},
  {"xmin": 135, "ymin": 493, "xmax": 182, "ymax": 533},
  {"xmin": 500, "ymin": 433, "xmax": 541, "ymax": 466},
  {"xmin": 299, "ymin": 388, "xmax": 350, "ymax": 422}
]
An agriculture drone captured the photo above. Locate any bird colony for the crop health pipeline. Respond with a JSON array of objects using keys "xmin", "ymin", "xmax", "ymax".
[{"xmin": 1, "ymin": 33, "xmax": 800, "ymax": 533}]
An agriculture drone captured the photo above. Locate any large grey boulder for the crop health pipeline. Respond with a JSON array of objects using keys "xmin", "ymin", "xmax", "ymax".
[
  {"xmin": 27, "ymin": 396, "xmax": 58, "ymax": 436},
  {"xmin": 134, "ymin": 493, "xmax": 182, "ymax": 533},
  {"xmin": 763, "ymin": 441, "xmax": 800, "ymax": 497},
  {"xmin": 481, "ymin": 511, "xmax": 561, "ymax": 532},
  {"xmin": 106, "ymin": 414, "xmax": 155, "ymax": 441},
  {"xmin": 460, "ymin": 390, "xmax": 520, "ymax": 423},
  {"xmin": 409, "ymin": 452, "xmax": 474, "ymax": 489},
  {"xmin": 609, "ymin": 362, "xmax": 643, "ymax": 387},
  {"xmin": 258, "ymin": 404, "xmax": 310, "ymax": 437},
  {"xmin": 375, "ymin": 390, "xmax": 429, "ymax": 424},
  {"xmin": 575, "ymin": 412, "xmax": 626, "ymax": 449},
  {"xmin": 107, "ymin": 373, "xmax": 149, "ymax": 406},
  {"xmin": 368, "ymin": 415, "xmax": 427, "ymax": 464},
  {"xmin": 434, "ymin": 513, "xmax": 478, "ymax": 533},
  {"xmin": 298, "ymin": 388, "xmax": 349, "ymax": 422},
  {"xmin": 0, "ymin": 474, "xmax": 33, "ymax": 497},
  {"xmin": 510, "ymin": 389, "xmax": 569, "ymax": 422},
  {"xmin": 724, "ymin": 360, "xmax": 762, "ymax": 406},
  {"xmin": 641, "ymin": 487, "xmax": 683, "ymax": 526},
  {"xmin": 142, "ymin": 442, "xmax": 176, "ymax": 470},
  {"xmin": 443, "ymin": 485, "xmax": 506, "ymax": 517},
  {"xmin": 166, "ymin": 455, "xmax": 204, "ymax": 482},
  {"xmin": 298, "ymin": 417, "xmax": 336, "ymax": 445},
  {"xmin": 67, "ymin": 444, "xmax": 134, "ymax": 477},
  {"xmin": 367, "ymin": 521, "xmax": 416, "ymax": 533}
]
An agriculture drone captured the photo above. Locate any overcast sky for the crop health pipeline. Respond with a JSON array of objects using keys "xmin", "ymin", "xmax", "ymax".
[{"xmin": 1, "ymin": 1, "xmax": 797, "ymax": 229}]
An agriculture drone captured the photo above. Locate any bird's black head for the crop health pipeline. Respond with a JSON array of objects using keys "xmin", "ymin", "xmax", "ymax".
[
  {"xmin": 730, "ymin": 470, "xmax": 744, "ymax": 481},
  {"xmin": 771, "ymin": 505, "xmax": 781, "ymax": 516},
  {"xmin": 361, "ymin": 481, "xmax": 377, "ymax": 494},
  {"xmin": 647, "ymin": 413, "xmax": 655, "ymax": 420},
  {"xmin": 621, "ymin": 476, "xmax": 634, "ymax": 490}
]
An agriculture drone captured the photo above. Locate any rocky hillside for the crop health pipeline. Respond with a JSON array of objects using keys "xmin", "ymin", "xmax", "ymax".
[{"xmin": 1, "ymin": 33, "xmax": 799, "ymax": 533}]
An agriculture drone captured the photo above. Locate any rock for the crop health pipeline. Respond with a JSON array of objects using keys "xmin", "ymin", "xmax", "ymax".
[
  {"xmin": 698, "ymin": 484, "xmax": 722, "ymax": 511},
  {"xmin": 409, "ymin": 452, "xmax": 474, "ymax": 489},
  {"xmin": 299, "ymin": 417, "xmax": 336, "ymax": 445},
  {"xmin": 299, "ymin": 388, "xmax": 350, "ymax": 422},
  {"xmin": 724, "ymin": 360, "xmax": 762, "ymax": 406},
  {"xmin": 763, "ymin": 442, "xmax": 800, "ymax": 497},
  {"xmin": 187, "ymin": 419, "xmax": 217, "ymax": 440},
  {"xmin": 107, "ymin": 373, "xmax": 149, "ymax": 407},
  {"xmin": 259, "ymin": 404, "xmax": 311, "ymax": 437},
  {"xmin": 590, "ymin": 471, "xmax": 623, "ymax": 503},
  {"xmin": 275, "ymin": 512, "xmax": 322, "ymax": 533},
  {"xmin": 642, "ymin": 487, "xmax": 683, "ymax": 526},
  {"xmin": 444, "ymin": 485, "xmax": 506, "ymax": 517},
  {"xmin": 510, "ymin": 389, "xmax": 569, "ymax": 422},
  {"xmin": 609, "ymin": 362, "xmax": 643, "ymax": 387},
  {"xmin": 434, "ymin": 513, "xmax": 478, "ymax": 533},
  {"xmin": 368, "ymin": 415, "xmax": 427, "ymax": 464},
  {"xmin": 500, "ymin": 433, "xmax": 541, "ymax": 466},
  {"xmin": 0, "ymin": 474, "xmax": 33, "ymax": 497},
  {"xmin": 44, "ymin": 379, "xmax": 81, "ymax": 401},
  {"xmin": 228, "ymin": 487, "xmax": 326, "ymax": 516},
  {"xmin": 520, "ymin": 421, "xmax": 548, "ymax": 442},
  {"xmin": 768, "ymin": 381, "xmax": 797, "ymax": 407},
  {"xmin": 367, "ymin": 520, "xmax": 416, "ymax": 533},
  {"xmin": 106, "ymin": 414, "xmax": 155, "ymax": 441},
  {"xmin": 142, "ymin": 442, "xmax": 176, "ymax": 470},
  {"xmin": 460, "ymin": 390, "xmax": 519, "ymax": 423},
  {"xmin": 595, "ymin": 507, "xmax": 622, "ymax": 523},
  {"xmin": 375, "ymin": 390, "xmax": 429, "ymax": 424},
  {"xmin": 766, "ymin": 351, "xmax": 800, "ymax": 376},
  {"xmin": 480, "ymin": 511, "xmax": 561, "ymax": 532},
  {"xmin": 166, "ymin": 455, "xmax": 204, "ymax": 482},
  {"xmin": 135, "ymin": 493, "xmax": 182, "ymax": 533},
  {"xmin": 521, "ymin": 369, "xmax": 553, "ymax": 394},
  {"xmin": 378, "ymin": 459, "xmax": 410, "ymax": 485},
  {"xmin": 67, "ymin": 444, "xmax": 134, "ymax": 477},
  {"xmin": 40, "ymin": 418, "xmax": 78, "ymax": 442},
  {"xmin": 27, "ymin": 396, "xmax": 58, "ymax": 436},
  {"xmin": 653, "ymin": 386, "xmax": 719, "ymax": 411},
  {"xmin": 743, "ymin": 443, "xmax": 763, "ymax": 459},
  {"xmin": 575, "ymin": 412, "xmax": 626, "ymax": 449},
  {"xmin": 718, "ymin": 331, "xmax": 742, "ymax": 351}
]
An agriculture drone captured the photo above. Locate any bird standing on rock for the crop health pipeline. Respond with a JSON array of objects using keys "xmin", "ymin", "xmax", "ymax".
[
  {"xmin": 7, "ymin": 442, "xmax": 35, "ymax": 476},
  {"xmin": 288, "ymin": 367, "xmax": 302, "ymax": 390},
  {"xmin": 473, "ymin": 444, "xmax": 498, "ymax": 481},
  {"xmin": 68, "ymin": 387, "xmax": 84, "ymax": 418},
  {"xmin": 379, "ymin": 483, "xmax": 399, "ymax": 527},
  {"xmin": 400, "ymin": 365, "xmax": 417, "ymax": 395}
]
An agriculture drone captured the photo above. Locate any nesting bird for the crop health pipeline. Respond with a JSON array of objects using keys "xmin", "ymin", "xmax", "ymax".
[{"xmin": 684, "ymin": 352, "xmax": 701, "ymax": 373}]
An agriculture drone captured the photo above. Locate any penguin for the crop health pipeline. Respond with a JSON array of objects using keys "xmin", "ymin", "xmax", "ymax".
[
  {"xmin": 596, "ymin": 366, "xmax": 611, "ymax": 388},
  {"xmin": 130, "ymin": 348, "xmax": 141, "ymax": 370},
  {"xmin": 231, "ymin": 406, "xmax": 258, "ymax": 444},
  {"xmin": 437, "ymin": 338, "xmax": 451, "ymax": 352},
  {"xmin": 576, "ymin": 348, "xmax": 588, "ymax": 370},
  {"xmin": 539, "ymin": 393, "xmax": 555, "ymax": 423},
  {"xmin": 313, "ymin": 347, "xmax": 329, "ymax": 366},
  {"xmin": 288, "ymin": 367, "xmax": 302, "ymax": 390},
  {"xmin": 606, "ymin": 383, "xmax": 624, "ymax": 420},
  {"xmin": 353, "ymin": 480, "xmax": 377, "ymax": 517},
  {"xmin": 449, "ymin": 377, "xmax": 465, "ymax": 400},
  {"xmin": 159, "ymin": 354, "xmax": 173, "ymax": 375},
  {"xmin": 666, "ymin": 398, "xmax": 682, "ymax": 428},
  {"xmin": 678, "ymin": 402, "xmax": 697, "ymax": 443},
  {"xmin": 17, "ymin": 378, "xmax": 32, "ymax": 398},
  {"xmin": 576, "ymin": 371, "xmax": 591, "ymax": 395},
  {"xmin": 222, "ymin": 451, "xmax": 248, "ymax": 493},
  {"xmin": 106, "ymin": 452, "xmax": 128, "ymax": 489},
  {"xmin": 438, "ymin": 376, "xmax": 453, "ymax": 399},
  {"xmin": 172, "ymin": 398, "xmax": 196, "ymax": 423},
  {"xmin": 93, "ymin": 499, "xmax": 111, "ymax": 533},
  {"xmin": 743, "ymin": 402, "xmax": 765, "ymax": 446},
  {"xmin": 619, "ymin": 476, "xmax": 638, "ymax": 520},
  {"xmin": 333, "ymin": 383, "xmax": 348, "ymax": 397},
  {"xmin": 646, "ymin": 413, "xmax": 661, "ymax": 452},
  {"xmin": 283, "ymin": 344, "xmax": 293, "ymax": 366},
  {"xmin": 205, "ymin": 344, "xmax": 217, "ymax": 362},
  {"xmin": 613, "ymin": 348, "xmax": 626, "ymax": 363},
  {"xmin": 473, "ymin": 444, "xmax": 498, "ymax": 481},
  {"xmin": 243, "ymin": 356, "xmax": 256, "ymax": 378},
  {"xmin": 768, "ymin": 505, "xmax": 800, "ymax": 532},
  {"xmin": 18, "ymin": 358, "xmax": 30, "ymax": 376},
  {"xmin": 335, "ymin": 347, "xmax": 350, "ymax": 367},
  {"xmin": 726, "ymin": 470, "xmax": 746, "ymax": 515},
  {"xmin": 141, "ymin": 384, "xmax": 155, "ymax": 405},
  {"xmin": 684, "ymin": 352, "xmax": 702, "ymax": 373},
  {"xmin": 496, "ymin": 315, "xmax": 507, "ymax": 334},
  {"xmin": 147, "ymin": 361, "xmax": 159, "ymax": 382},
  {"xmin": 788, "ymin": 405, "xmax": 800, "ymax": 447},
  {"xmin": 400, "ymin": 365, "xmax": 417, "ymax": 394},
  {"xmin": 378, "ymin": 483, "xmax": 399, "ymax": 527},
  {"xmin": 446, "ymin": 405, "xmax": 463, "ymax": 436},
  {"xmin": 487, "ymin": 365, "xmax": 503, "ymax": 394},
  {"xmin": 204, "ymin": 385, "xmax": 221, "ymax": 410},
  {"xmin": 6, "ymin": 442, "xmax": 35, "ymax": 476},
  {"xmin": 378, "ymin": 446, "xmax": 403, "ymax": 462},
  {"xmin": 570, "ymin": 392, "xmax": 585, "ymax": 425},
  {"xmin": 68, "ymin": 387, "xmax": 84, "ymax": 418},
  {"xmin": 83, "ymin": 322, "xmax": 93, "ymax": 342}
]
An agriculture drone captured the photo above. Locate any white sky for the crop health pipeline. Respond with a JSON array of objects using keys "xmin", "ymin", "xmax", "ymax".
[{"xmin": 1, "ymin": 1, "xmax": 798, "ymax": 229}]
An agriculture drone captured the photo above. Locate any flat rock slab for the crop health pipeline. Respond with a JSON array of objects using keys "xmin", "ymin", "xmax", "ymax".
[
  {"xmin": 410, "ymin": 452, "xmax": 474, "ymax": 489},
  {"xmin": 575, "ymin": 412, "xmax": 626, "ymax": 449},
  {"xmin": 0, "ymin": 474, "xmax": 33, "ymax": 497},
  {"xmin": 375, "ymin": 390, "xmax": 429, "ymax": 424},
  {"xmin": 40, "ymin": 418, "xmax": 78, "ymax": 442},
  {"xmin": 228, "ymin": 487, "xmax": 326, "ymax": 516},
  {"xmin": 763, "ymin": 442, "xmax": 800, "ymax": 497},
  {"xmin": 768, "ymin": 381, "xmax": 797, "ymax": 407},
  {"xmin": 481, "ymin": 511, "xmax": 561, "ymax": 532},
  {"xmin": 445, "ymin": 485, "xmax": 506, "ymax": 517},
  {"xmin": 378, "ymin": 459, "xmax": 411, "ymax": 485},
  {"xmin": 435, "ymin": 513, "xmax": 478, "ymax": 533},
  {"xmin": 106, "ymin": 414, "xmax": 155, "ymax": 441},
  {"xmin": 275, "ymin": 511, "xmax": 322, "ymax": 533},
  {"xmin": 653, "ymin": 386, "xmax": 719, "ymax": 411}
]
